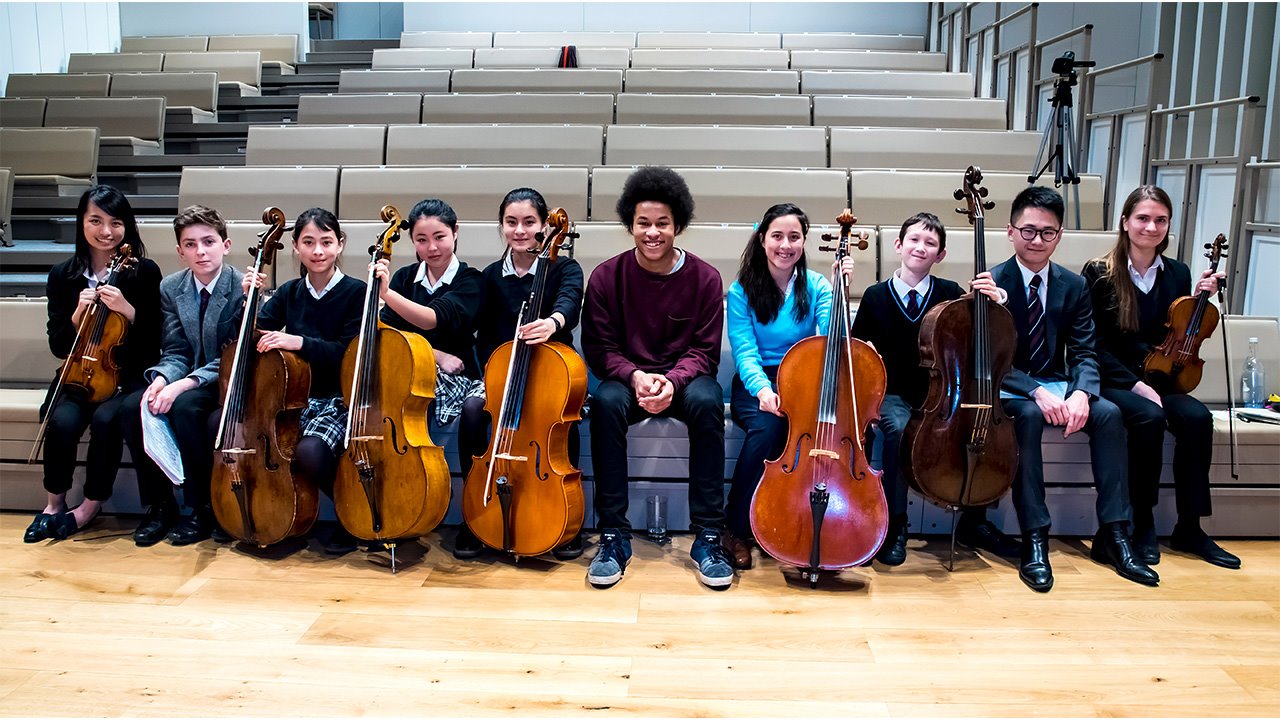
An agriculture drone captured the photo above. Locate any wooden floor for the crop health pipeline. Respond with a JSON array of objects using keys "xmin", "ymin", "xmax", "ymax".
[{"xmin": 0, "ymin": 512, "xmax": 1277, "ymax": 717}]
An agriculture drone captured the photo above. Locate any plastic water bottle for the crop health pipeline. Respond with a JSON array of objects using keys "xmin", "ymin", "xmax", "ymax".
[{"xmin": 1241, "ymin": 337, "xmax": 1266, "ymax": 408}]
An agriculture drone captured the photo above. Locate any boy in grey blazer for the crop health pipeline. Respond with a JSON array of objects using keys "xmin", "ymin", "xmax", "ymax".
[{"xmin": 120, "ymin": 205, "xmax": 245, "ymax": 546}]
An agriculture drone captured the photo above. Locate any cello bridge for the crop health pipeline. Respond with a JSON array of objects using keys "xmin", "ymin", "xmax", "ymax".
[
  {"xmin": 494, "ymin": 453, "xmax": 528, "ymax": 462},
  {"xmin": 959, "ymin": 403, "xmax": 992, "ymax": 409},
  {"xmin": 81, "ymin": 356, "xmax": 99, "ymax": 363},
  {"xmin": 219, "ymin": 448, "xmax": 256, "ymax": 455},
  {"xmin": 808, "ymin": 449, "xmax": 841, "ymax": 460},
  {"xmin": 350, "ymin": 435, "xmax": 384, "ymax": 442}
]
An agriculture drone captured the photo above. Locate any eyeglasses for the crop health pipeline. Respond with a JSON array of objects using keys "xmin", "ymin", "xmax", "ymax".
[{"xmin": 1014, "ymin": 225, "xmax": 1061, "ymax": 242}]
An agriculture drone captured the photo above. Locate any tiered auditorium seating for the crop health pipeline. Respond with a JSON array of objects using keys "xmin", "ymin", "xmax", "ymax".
[
  {"xmin": 635, "ymin": 31, "xmax": 783, "ymax": 48},
  {"xmin": 336, "ymin": 165, "xmax": 589, "ymax": 224},
  {"xmin": 399, "ymin": 31, "xmax": 493, "ymax": 49},
  {"xmin": 591, "ymin": 166, "xmax": 849, "ymax": 224},
  {"xmin": 830, "ymin": 127, "xmax": 1043, "ymax": 172},
  {"xmin": 67, "ymin": 52, "xmax": 164, "ymax": 73},
  {"xmin": 783, "ymin": 32, "xmax": 926, "ymax": 50},
  {"xmin": 385, "ymin": 124, "xmax": 604, "ymax": 165},
  {"xmin": 623, "ymin": 69, "xmax": 800, "ymax": 93},
  {"xmin": 815, "ymin": 95, "xmax": 1006, "ymax": 129},
  {"xmin": 371, "ymin": 48, "xmax": 474, "ymax": 70},
  {"xmin": 121, "ymin": 35, "xmax": 209, "ymax": 52},
  {"xmin": 604, "ymin": 125, "xmax": 827, "ymax": 167},
  {"xmin": 0, "ymin": 127, "xmax": 99, "ymax": 197},
  {"xmin": 451, "ymin": 68, "xmax": 624, "ymax": 93},
  {"xmin": 801, "ymin": 70, "xmax": 974, "ymax": 96},
  {"xmin": 491, "ymin": 31, "xmax": 637, "ymax": 48},
  {"xmin": 790, "ymin": 49, "xmax": 947, "ymax": 71},
  {"xmin": 246, "ymin": 125, "xmax": 386, "ymax": 166},
  {"xmin": 0, "ymin": 167, "xmax": 12, "ymax": 244},
  {"xmin": 162, "ymin": 51, "xmax": 263, "ymax": 96},
  {"xmin": 177, "ymin": 165, "xmax": 338, "ymax": 221},
  {"xmin": 472, "ymin": 47, "xmax": 631, "ymax": 69},
  {"xmin": 629, "ymin": 48, "xmax": 791, "ymax": 69}
]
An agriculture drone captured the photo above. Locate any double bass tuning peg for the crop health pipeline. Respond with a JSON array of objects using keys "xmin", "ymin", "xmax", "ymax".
[{"xmin": 982, "ymin": 199, "xmax": 996, "ymax": 211}]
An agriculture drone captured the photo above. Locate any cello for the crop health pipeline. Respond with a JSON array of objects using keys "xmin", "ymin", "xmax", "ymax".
[
  {"xmin": 28, "ymin": 243, "xmax": 138, "ymax": 463},
  {"xmin": 211, "ymin": 208, "xmax": 318, "ymax": 547},
  {"xmin": 750, "ymin": 209, "xmax": 888, "ymax": 586},
  {"xmin": 901, "ymin": 166, "xmax": 1019, "ymax": 566},
  {"xmin": 462, "ymin": 208, "xmax": 586, "ymax": 558},
  {"xmin": 334, "ymin": 205, "xmax": 451, "ymax": 571},
  {"xmin": 1142, "ymin": 233, "xmax": 1228, "ymax": 394}
]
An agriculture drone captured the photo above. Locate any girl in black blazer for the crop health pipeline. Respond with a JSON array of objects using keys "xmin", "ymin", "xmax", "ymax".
[
  {"xmin": 24, "ymin": 186, "xmax": 162, "ymax": 542},
  {"xmin": 1081, "ymin": 185, "xmax": 1239, "ymax": 570}
]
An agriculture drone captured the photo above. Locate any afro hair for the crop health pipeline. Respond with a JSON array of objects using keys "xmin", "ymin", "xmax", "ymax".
[{"xmin": 615, "ymin": 166, "xmax": 695, "ymax": 233}]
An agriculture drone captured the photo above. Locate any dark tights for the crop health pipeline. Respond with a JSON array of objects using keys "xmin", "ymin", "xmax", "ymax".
[{"xmin": 295, "ymin": 436, "xmax": 339, "ymax": 497}]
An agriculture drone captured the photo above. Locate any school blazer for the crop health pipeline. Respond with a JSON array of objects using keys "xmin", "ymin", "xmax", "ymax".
[
  {"xmin": 146, "ymin": 265, "xmax": 245, "ymax": 388},
  {"xmin": 992, "ymin": 258, "xmax": 1101, "ymax": 400}
]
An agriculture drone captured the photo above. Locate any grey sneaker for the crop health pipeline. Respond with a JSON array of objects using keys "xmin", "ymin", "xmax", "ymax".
[
  {"xmin": 690, "ymin": 528, "xmax": 735, "ymax": 588},
  {"xmin": 587, "ymin": 530, "xmax": 632, "ymax": 587}
]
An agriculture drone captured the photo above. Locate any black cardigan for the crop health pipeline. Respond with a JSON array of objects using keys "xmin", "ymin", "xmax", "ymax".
[
  {"xmin": 475, "ymin": 254, "xmax": 584, "ymax": 366},
  {"xmin": 379, "ymin": 260, "xmax": 485, "ymax": 379}
]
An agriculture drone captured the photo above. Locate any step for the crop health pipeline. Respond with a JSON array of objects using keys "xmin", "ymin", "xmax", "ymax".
[
  {"xmin": 305, "ymin": 51, "xmax": 375, "ymax": 64},
  {"xmin": 311, "ymin": 38, "xmax": 398, "ymax": 53}
]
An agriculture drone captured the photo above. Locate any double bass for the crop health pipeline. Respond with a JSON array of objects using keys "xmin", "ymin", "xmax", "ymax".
[
  {"xmin": 750, "ymin": 209, "xmax": 888, "ymax": 586},
  {"xmin": 334, "ymin": 205, "xmax": 451, "ymax": 571},
  {"xmin": 901, "ymin": 166, "xmax": 1019, "ymax": 564},
  {"xmin": 211, "ymin": 208, "xmax": 318, "ymax": 547},
  {"xmin": 1143, "ymin": 233, "xmax": 1228, "ymax": 394},
  {"xmin": 29, "ymin": 243, "xmax": 138, "ymax": 463},
  {"xmin": 462, "ymin": 208, "xmax": 586, "ymax": 557}
]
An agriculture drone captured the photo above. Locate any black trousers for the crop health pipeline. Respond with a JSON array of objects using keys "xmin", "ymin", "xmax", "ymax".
[
  {"xmin": 120, "ymin": 383, "xmax": 220, "ymax": 510},
  {"xmin": 874, "ymin": 393, "xmax": 913, "ymax": 519},
  {"xmin": 727, "ymin": 371, "xmax": 786, "ymax": 540},
  {"xmin": 590, "ymin": 375, "xmax": 725, "ymax": 534},
  {"xmin": 1101, "ymin": 388, "xmax": 1213, "ymax": 520},
  {"xmin": 1002, "ymin": 395, "xmax": 1132, "ymax": 532},
  {"xmin": 38, "ymin": 382, "xmax": 136, "ymax": 501}
]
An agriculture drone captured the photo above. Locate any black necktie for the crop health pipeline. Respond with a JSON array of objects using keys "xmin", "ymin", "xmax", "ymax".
[
  {"xmin": 1027, "ymin": 275, "xmax": 1050, "ymax": 373},
  {"xmin": 198, "ymin": 288, "xmax": 211, "ymax": 328},
  {"xmin": 906, "ymin": 289, "xmax": 920, "ymax": 317}
]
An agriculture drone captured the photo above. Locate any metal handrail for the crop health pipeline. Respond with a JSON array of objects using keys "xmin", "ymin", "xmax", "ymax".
[
  {"xmin": 1152, "ymin": 95, "xmax": 1261, "ymax": 117},
  {"xmin": 1087, "ymin": 52, "xmax": 1164, "ymax": 78},
  {"xmin": 964, "ymin": 2, "xmax": 1037, "ymax": 40}
]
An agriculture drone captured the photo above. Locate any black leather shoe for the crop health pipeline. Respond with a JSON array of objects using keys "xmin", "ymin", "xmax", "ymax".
[
  {"xmin": 134, "ymin": 504, "xmax": 177, "ymax": 547},
  {"xmin": 1170, "ymin": 525, "xmax": 1241, "ymax": 569},
  {"xmin": 1132, "ymin": 524, "xmax": 1160, "ymax": 566},
  {"xmin": 23, "ymin": 513, "xmax": 53, "ymax": 543},
  {"xmin": 876, "ymin": 514, "xmax": 909, "ymax": 566},
  {"xmin": 210, "ymin": 524, "xmax": 233, "ymax": 543},
  {"xmin": 551, "ymin": 532, "xmax": 584, "ymax": 561},
  {"xmin": 167, "ymin": 510, "xmax": 214, "ymax": 546},
  {"xmin": 1019, "ymin": 527, "xmax": 1054, "ymax": 592},
  {"xmin": 1091, "ymin": 522, "xmax": 1159, "ymax": 586},
  {"xmin": 48, "ymin": 510, "xmax": 91, "ymax": 540},
  {"xmin": 320, "ymin": 524, "xmax": 358, "ymax": 556},
  {"xmin": 452, "ymin": 525, "xmax": 484, "ymax": 559},
  {"xmin": 957, "ymin": 516, "xmax": 1022, "ymax": 559}
]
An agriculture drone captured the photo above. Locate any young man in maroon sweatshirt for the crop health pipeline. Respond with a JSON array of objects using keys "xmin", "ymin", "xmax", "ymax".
[{"xmin": 580, "ymin": 166, "xmax": 734, "ymax": 589}]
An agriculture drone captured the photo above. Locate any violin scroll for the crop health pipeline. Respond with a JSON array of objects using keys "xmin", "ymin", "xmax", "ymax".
[
  {"xmin": 371, "ymin": 205, "xmax": 408, "ymax": 260},
  {"xmin": 252, "ymin": 207, "xmax": 290, "ymax": 267}
]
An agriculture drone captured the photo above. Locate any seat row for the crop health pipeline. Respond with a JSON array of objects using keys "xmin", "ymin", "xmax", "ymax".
[
  {"xmin": 372, "ymin": 47, "xmax": 946, "ymax": 73},
  {"xmin": 5, "ymin": 68, "xmax": 976, "ymax": 102},
  {"xmin": 292, "ymin": 91, "xmax": 1007, "ymax": 130},
  {"xmin": 398, "ymin": 30, "xmax": 926, "ymax": 51},
  {"xmin": 119, "ymin": 33, "xmax": 299, "ymax": 64},
  {"xmin": 176, "ymin": 164, "xmax": 1105, "ymax": 231},
  {"xmin": 241, "ymin": 123, "xmax": 1044, "ymax": 176},
  {"xmin": 63, "ymin": 51, "xmax": 265, "ymax": 93},
  {"xmin": 0, "ymin": 97, "xmax": 165, "ymax": 155}
]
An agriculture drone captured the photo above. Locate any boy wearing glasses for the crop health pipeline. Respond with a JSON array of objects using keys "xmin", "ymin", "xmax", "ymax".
[{"xmin": 988, "ymin": 186, "xmax": 1157, "ymax": 592}]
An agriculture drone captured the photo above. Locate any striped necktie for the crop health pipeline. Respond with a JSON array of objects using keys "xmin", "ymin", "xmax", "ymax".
[
  {"xmin": 1026, "ymin": 274, "xmax": 1050, "ymax": 373},
  {"xmin": 906, "ymin": 289, "xmax": 920, "ymax": 317}
]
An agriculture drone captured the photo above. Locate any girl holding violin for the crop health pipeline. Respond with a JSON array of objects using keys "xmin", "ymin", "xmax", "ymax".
[
  {"xmin": 240, "ymin": 208, "xmax": 366, "ymax": 554},
  {"xmin": 724, "ymin": 203, "xmax": 852, "ymax": 570},
  {"xmin": 1081, "ymin": 185, "xmax": 1239, "ymax": 569},
  {"xmin": 373, "ymin": 197, "xmax": 486, "ymax": 459},
  {"xmin": 24, "ymin": 185, "xmax": 162, "ymax": 542},
  {"xmin": 453, "ymin": 188, "xmax": 585, "ymax": 560}
]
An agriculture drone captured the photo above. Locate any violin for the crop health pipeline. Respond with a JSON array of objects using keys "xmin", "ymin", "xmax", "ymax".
[
  {"xmin": 211, "ymin": 208, "xmax": 318, "ymax": 547},
  {"xmin": 749, "ymin": 208, "xmax": 888, "ymax": 586},
  {"xmin": 902, "ymin": 166, "xmax": 1019, "ymax": 533},
  {"xmin": 461, "ymin": 208, "xmax": 587, "ymax": 557},
  {"xmin": 1143, "ymin": 233, "xmax": 1228, "ymax": 394},
  {"xmin": 28, "ymin": 243, "xmax": 137, "ymax": 463},
  {"xmin": 334, "ymin": 205, "xmax": 451, "ymax": 571}
]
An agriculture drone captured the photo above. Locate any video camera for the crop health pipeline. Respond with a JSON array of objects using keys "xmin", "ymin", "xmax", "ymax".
[{"xmin": 1050, "ymin": 51, "xmax": 1096, "ymax": 84}]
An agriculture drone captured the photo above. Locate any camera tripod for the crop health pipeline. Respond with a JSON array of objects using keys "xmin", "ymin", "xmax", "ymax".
[{"xmin": 1029, "ymin": 52, "xmax": 1093, "ymax": 229}]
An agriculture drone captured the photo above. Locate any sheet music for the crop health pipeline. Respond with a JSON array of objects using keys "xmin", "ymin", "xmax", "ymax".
[{"xmin": 140, "ymin": 403, "xmax": 185, "ymax": 486}]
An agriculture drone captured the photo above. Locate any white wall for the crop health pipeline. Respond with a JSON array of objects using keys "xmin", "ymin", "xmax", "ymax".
[
  {"xmin": 0, "ymin": 2, "xmax": 121, "ymax": 95},
  {"xmin": 118, "ymin": 2, "xmax": 309, "ymax": 54},
  {"xmin": 403, "ymin": 2, "xmax": 927, "ymax": 34}
]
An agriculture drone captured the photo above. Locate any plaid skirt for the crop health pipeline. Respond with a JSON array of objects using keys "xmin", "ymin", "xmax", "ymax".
[
  {"xmin": 300, "ymin": 396, "xmax": 348, "ymax": 453},
  {"xmin": 433, "ymin": 368, "xmax": 485, "ymax": 425}
]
